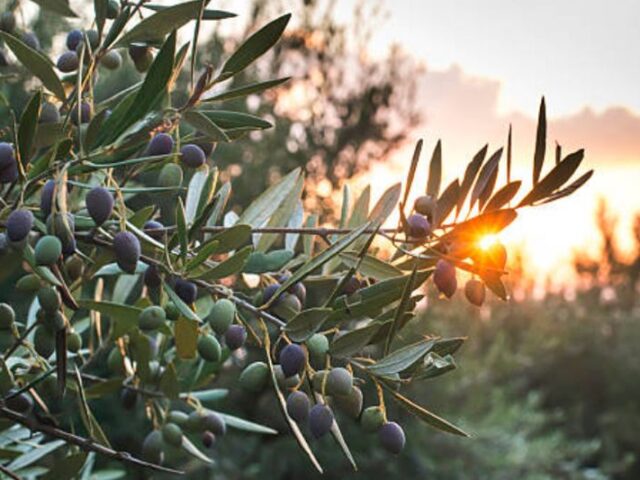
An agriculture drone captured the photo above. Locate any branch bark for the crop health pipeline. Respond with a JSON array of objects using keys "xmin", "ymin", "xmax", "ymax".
[{"xmin": 0, "ymin": 403, "xmax": 184, "ymax": 476}]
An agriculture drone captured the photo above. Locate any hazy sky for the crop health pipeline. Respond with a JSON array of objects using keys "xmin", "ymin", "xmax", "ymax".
[{"xmin": 363, "ymin": 0, "xmax": 640, "ymax": 116}]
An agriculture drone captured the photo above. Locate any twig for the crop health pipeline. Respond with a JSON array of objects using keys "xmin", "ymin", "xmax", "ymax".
[
  {"xmin": 0, "ymin": 404, "xmax": 184, "ymax": 476},
  {"xmin": 0, "ymin": 463, "xmax": 22, "ymax": 480}
]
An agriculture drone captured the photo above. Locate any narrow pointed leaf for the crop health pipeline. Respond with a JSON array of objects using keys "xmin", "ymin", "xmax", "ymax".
[
  {"xmin": 0, "ymin": 32, "xmax": 65, "ymax": 100},
  {"xmin": 427, "ymin": 140, "xmax": 442, "ymax": 198},
  {"xmin": 533, "ymin": 97, "xmax": 546, "ymax": 185},
  {"xmin": 220, "ymin": 14, "xmax": 291, "ymax": 78}
]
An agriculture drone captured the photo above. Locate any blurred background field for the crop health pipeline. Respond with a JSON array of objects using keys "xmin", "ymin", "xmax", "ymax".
[{"xmin": 1, "ymin": 0, "xmax": 639, "ymax": 478}]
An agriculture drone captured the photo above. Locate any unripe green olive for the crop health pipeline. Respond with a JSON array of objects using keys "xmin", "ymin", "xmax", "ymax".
[
  {"xmin": 164, "ymin": 301, "xmax": 180, "ymax": 321},
  {"xmin": 141, "ymin": 430, "xmax": 164, "ymax": 464},
  {"xmin": 167, "ymin": 410, "xmax": 189, "ymax": 426},
  {"xmin": 67, "ymin": 331, "xmax": 82, "ymax": 353},
  {"xmin": 207, "ymin": 299, "xmax": 235, "ymax": 335},
  {"xmin": 306, "ymin": 333, "xmax": 329, "ymax": 369},
  {"xmin": 138, "ymin": 306, "xmax": 166, "ymax": 331},
  {"xmin": 64, "ymin": 255, "xmax": 84, "ymax": 281},
  {"xmin": 107, "ymin": 347, "xmax": 126, "ymax": 376},
  {"xmin": 161, "ymin": 422, "xmax": 183, "ymax": 447},
  {"xmin": 333, "ymin": 386, "xmax": 363, "ymax": 419},
  {"xmin": 239, "ymin": 361, "xmax": 269, "ymax": 392},
  {"xmin": 158, "ymin": 163, "xmax": 183, "ymax": 188},
  {"xmin": 0, "ymin": 303, "xmax": 15, "ymax": 329},
  {"xmin": 37, "ymin": 286, "xmax": 61, "ymax": 313},
  {"xmin": 197, "ymin": 334, "xmax": 221, "ymax": 362},
  {"xmin": 361, "ymin": 406, "xmax": 385, "ymax": 433},
  {"xmin": 34, "ymin": 235, "xmax": 62, "ymax": 266},
  {"xmin": 34, "ymin": 325, "xmax": 55, "ymax": 358},
  {"xmin": 16, "ymin": 273, "xmax": 42, "ymax": 292}
]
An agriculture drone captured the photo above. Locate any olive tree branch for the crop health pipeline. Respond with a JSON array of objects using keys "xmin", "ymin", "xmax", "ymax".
[{"xmin": 0, "ymin": 404, "xmax": 184, "ymax": 476}]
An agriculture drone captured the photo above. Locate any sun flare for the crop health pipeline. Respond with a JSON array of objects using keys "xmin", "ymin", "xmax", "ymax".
[{"xmin": 478, "ymin": 233, "xmax": 501, "ymax": 251}]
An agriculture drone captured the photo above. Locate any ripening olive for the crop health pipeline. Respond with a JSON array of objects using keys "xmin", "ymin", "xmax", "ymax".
[
  {"xmin": 57, "ymin": 51, "xmax": 79, "ymax": 72},
  {"xmin": 224, "ymin": 325, "xmax": 246, "ymax": 351},
  {"xmin": 333, "ymin": 386, "xmax": 363, "ymax": 419},
  {"xmin": 326, "ymin": 367, "xmax": 353, "ymax": 397},
  {"xmin": 0, "ymin": 11, "xmax": 15, "ymax": 34},
  {"xmin": 279, "ymin": 343, "xmax": 306, "ymax": 377},
  {"xmin": 309, "ymin": 404, "xmax": 334, "ymax": 438},
  {"xmin": 433, "ymin": 259, "xmax": 457, "ymax": 298},
  {"xmin": 100, "ymin": 49, "xmax": 122, "ymax": 70},
  {"xmin": 147, "ymin": 133, "xmax": 174, "ymax": 156},
  {"xmin": 201, "ymin": 431, "xmax": 215, "ymax": 448},
  {"xmin": 6, "ymin": 209, "xmax": 33, "ymax": 242},
  {"xmin": 143, "ymin": 220, "xmax": 164, "ymax": 240},
  {"xmin": 414, "ymin": 194, "xmax": 437, "ymax": 219},
  {"xmin": 66, "ymin": 29, "xmax": 83, "ymax": 51},
  {"xmin": 180, "ymin": 144, "xmax": 206, "ymax": 168},
  {"xmin": 86, "ymin": 186, "xmax": 114, "ymax": 226},
  {"xmin": 22, "ymin": 32, "xmax": 40, "ymax": 50},
  {"xmin": 113, "ymin": 231, "xmax": 140, "ymax": 273},
  {"xmin": 286, "ymin": 391, "xmax": 310, "ymax": 423},
  {"xmin": 406, "ymin": 213, "xmax": 431, "ymax": 239},
  {"xmin": 465, "ymin": 278, "xmax": 486, "ymax": 306},
  {"xmin": 40, "ymin": 103, "xmax": 61, "ymax": 125},
  {"xmin": 6, "ymin": 391, "xmax": 33, "ymax": 414},
  {"xmin": 174, "ymin": 278, "xmax": 197, "ymax": 304},
  {"xmin": 143, "ymin": 264, "xmax": 162, "ymax": 289},
  {"xmin": 71, "ymin": 102, "xmax": 92, "ymax": 125},
  {"xmin": 378, "ymin": 422, "xmax": 406, "ymax": 454},
  {"xmin": 203, "ymin": 412, "xmax": 226, "ymax": 436}
]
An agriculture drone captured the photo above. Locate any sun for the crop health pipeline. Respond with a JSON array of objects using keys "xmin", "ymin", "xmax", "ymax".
[{"xmin": 478, "ymin": 233, "xmax": 500, "ymax": 251}]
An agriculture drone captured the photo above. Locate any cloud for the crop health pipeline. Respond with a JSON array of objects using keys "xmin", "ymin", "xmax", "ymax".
[{"xmin": 415, "ymin": 64, "xmax": 640, "ymax": 169}]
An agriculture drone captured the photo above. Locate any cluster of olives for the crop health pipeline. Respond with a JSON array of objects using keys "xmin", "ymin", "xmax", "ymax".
[
  {"xmin": 262, "ymin": 275, "xmax": 307, "ymax": 320},
  {"xmin": 142, "ymin": 409, "xmax": 226, "ymax": 464},
  {"xmin": 404, "ymin": 194, "xmax": 508, "ymax": 306},
  {"xmin": 147, "ymin": 132, "xmax": 209, "ymax": 170},
  {"xmin": 0, "ymin": 9, "xmax": 40, "ymax": 66}
]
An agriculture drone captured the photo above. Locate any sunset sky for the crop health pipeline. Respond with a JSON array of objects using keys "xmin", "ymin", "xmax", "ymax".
[
  {"xmin": 337, "ymin": 0, "xmax": 640, "ymax": 285},
  {"xmin": 213, "ymin": 0, "xmax": 640, "ymax": 285}
]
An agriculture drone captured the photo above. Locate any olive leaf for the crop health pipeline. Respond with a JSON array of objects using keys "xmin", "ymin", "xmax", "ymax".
[
  {"xmin": 30, "ymin": 0, "xmax": 78, "ymax": 17},
  {"xmin": 219, "ymin": 14, "xmax": 291, "ymax": 79},
  {"xmin": 533, "ymin": 97, "xmax": 546, "ymax": 185},
  {"xmin": 427, "ymin": 140, "xmax": 442, "ymax": 198},
  {"xmin": 115, "ymin": 0, "xmax": 206, "ymax": 46},
  {"xmin": 0, "ymin": 32, "xmax": 65, "ymax": 100},
  {"xmin": 203, "ymin": 77, "xmax": 290, "ymax": 102}
]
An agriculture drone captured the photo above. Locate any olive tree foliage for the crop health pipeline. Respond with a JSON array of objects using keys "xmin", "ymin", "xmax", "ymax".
[
  {"xmin": 182, "ymin": 0, "xmax": 421, "ymax": 220},
  {"xmin": 0, "ymin": 0, "xmax": 592, "ymax": 477}
]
